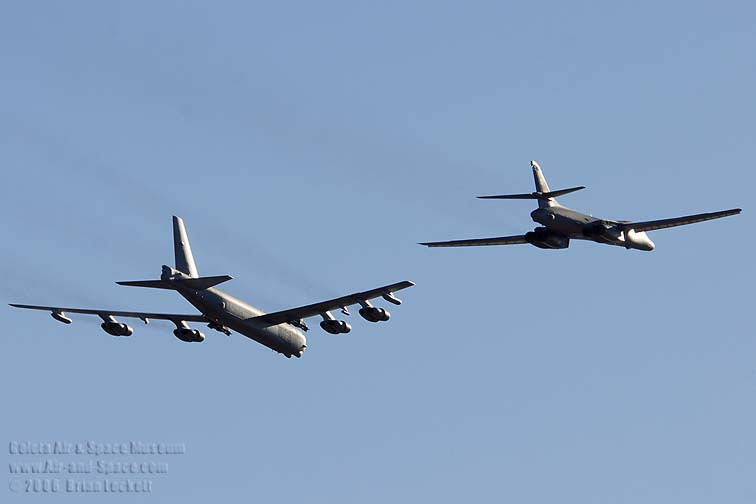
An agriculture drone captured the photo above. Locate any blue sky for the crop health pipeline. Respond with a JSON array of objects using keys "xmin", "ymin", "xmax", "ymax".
[{"xmin": 1, "ymin": 1, "xmax": 754, "ymax": 502}]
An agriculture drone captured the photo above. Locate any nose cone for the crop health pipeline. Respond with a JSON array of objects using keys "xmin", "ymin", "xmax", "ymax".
[
  {"xmin": 531, "ymin": 160, "xmax": 541, "ymax": 169},
  {"xmin": 645, "ymin": 238, "xmax": 655, "ymax": 251}
]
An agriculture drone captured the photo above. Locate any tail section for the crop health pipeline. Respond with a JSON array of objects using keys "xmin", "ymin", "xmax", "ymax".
[
  {"xmin": 531, "ymin": 160, "xmax": 556, "ymax": 208},
  {"xmin": 173, "ymin": 216, "xmax": 198, "ymax": 278},
  {"xmin": 117, "ymin": 216, "xmax": 232, "ymax": 291},
  {"xmin": 531, "ymin": 160, "xmax": 550, "ymax": 193},
  {"xmin": 476, "ymin": 160, "xmax": 584, "ymax": 208}
]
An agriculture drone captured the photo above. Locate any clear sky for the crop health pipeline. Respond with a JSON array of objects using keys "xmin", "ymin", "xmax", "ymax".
[{"xmin": 1, "ymin": 1, "xmax": 753, "ymax": 502}]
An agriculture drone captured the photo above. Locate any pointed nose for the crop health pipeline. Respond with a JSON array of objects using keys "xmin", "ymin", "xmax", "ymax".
[{"xmin": 531, "ymin": 160, "xmax": 540, "ymax": 169}]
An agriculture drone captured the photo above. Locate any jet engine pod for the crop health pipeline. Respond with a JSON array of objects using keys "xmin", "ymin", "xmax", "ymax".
[
  {"xmin": 319, "ymin": 319, "xmax": 352, "ymax": 334},
  {"xmin": 525, "ymin": 227, "xmax": 570, "ymax": 249},
  {"xmin": 582, "ymin": 221, "xmax": 621, "ymax": 242},
  {"xmin": 173, "ymin": 328, "xmax": 205, "ymax": 342},
  {"xmin": 101, "ymin": 321, "xmax": 134, "ymax": 336},
  {"xmin": 359, "ymin": 306, "xmax": 391, "ymax": 322}
]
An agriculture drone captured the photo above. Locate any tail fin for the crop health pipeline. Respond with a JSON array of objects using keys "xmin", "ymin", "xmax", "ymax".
[
  {"xmin": 531, "ymin": 160, "xmax": 550, "ymax": 193},
  {"xmin": 173, "ymin": 216, "xmax": 198, "ymax": 278},
  {"xmin": 476, "ymin": 161, "xmax": 584, "ymax": 207},
  {"xmin": 532, "ymin": 160, "xmax": 557, "ymax": 208}
]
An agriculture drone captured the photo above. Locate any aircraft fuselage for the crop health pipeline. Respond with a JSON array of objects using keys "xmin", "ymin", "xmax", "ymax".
[
  {"xmin": 172, "ymin": 281, "xmax": 307, "ymax": 358},
  {"xmin": 531, "ymin": 205, "xmax": 656, "ymax": 251}
]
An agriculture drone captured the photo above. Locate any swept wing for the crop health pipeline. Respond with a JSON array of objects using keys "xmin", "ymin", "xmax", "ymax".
[
  {"xmin": 9, "ymin": 304, "xmax": 207, "ymax": 323},
  {"xmin": 419, "ymin": 235, "xmax": 528, "ymax": 248},
  {"xmin": 618, "ymin": 208, "xmax": 741, "ymax": 232},
  {"xmin": 253, "ymin": 281, "xmax": 414, "ymax": 326}
]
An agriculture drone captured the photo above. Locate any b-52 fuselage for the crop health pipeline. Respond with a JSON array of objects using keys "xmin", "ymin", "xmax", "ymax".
[{"xmin": 421, "ymin": 161, "xmax": 741, "ymax": 251}]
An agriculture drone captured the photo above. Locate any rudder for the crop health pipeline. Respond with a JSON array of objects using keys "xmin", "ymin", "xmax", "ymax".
[
  {"xmin": 531, "ymin": 160, "xmax": 551, "ymax": 193},
  {"xmin": 173, "ymin": 216, "xmax": 199, "ymax": 278}
]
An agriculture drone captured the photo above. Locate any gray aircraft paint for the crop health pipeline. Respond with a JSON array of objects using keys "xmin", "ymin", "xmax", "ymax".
[
  {"xmin": 421, "ymin": 160, "xmax": 741, "ymax": 251},
  {"xmin": 10, "ymin": 216, "xmax": 413, "ymax": 359}
]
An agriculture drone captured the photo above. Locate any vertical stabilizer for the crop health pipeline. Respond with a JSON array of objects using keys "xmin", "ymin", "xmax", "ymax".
[
  {"xmin": 531, "ymin": 160, "xmax": 557, "ymax": 208},
  {"xmin": 173, "ymin": 216, "xmax": 199, "ymax": 278},
  {"xmin": 531, "ymin": 160, "xmax": 550, "ymax": 193}
]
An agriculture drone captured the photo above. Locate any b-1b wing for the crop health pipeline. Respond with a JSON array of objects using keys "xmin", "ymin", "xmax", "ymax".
[{"xmin": 10, "ymin": 216, "xmax": 415, "ymax": 358}]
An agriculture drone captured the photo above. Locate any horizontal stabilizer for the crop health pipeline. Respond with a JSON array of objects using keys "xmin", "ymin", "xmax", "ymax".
[
  {"xmin": 116, "ymin": 275, "xmax": 232, "ymax": 290},
  {"xmin": 116, "ymin": 280, "xmax": 173, "ymax": 289},
  {"xmin": 174, "ymin": 275, "xmax": 232, "ymax": 290},
  {"xmin": 478, "ymin": 186, "xmax": 585, "ymax": 200}
]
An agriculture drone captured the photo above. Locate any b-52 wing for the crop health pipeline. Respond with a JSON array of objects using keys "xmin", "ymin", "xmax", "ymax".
[
  {"xmin": 9, "ymin": 304, "xmax": 207, "ymax": 324},
  {"xmin": 252, "ymin": 281, "xmax": 415, "ymax": 327},
  {"xmin": 419, "ymin": 235, "xmax": 528, "ymax": 248},
  {"xmin": 618, "ymin": 208, "xmax": 741, "ymax": 232}
]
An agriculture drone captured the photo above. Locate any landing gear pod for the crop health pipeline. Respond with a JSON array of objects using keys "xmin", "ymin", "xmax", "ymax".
[
  {"xmin": 51, "ymin": 310, "xmax": 72, "ymax": 324},
  {"xmin": 382, "ymin": 292, "xmax": 403, "ymax": 305}
]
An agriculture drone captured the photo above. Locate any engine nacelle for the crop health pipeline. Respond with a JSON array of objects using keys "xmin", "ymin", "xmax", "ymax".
[
  {"xmin": 525, "ymin": 227, "xmax": 570, "ymax": 249},
  {"xmin": 101, "ymin": 322, "xmax": 133, "ymax": 337},
  {"xmin": 319, "ymin": 319, "xmax": 352, "ymax": 334},
  {"xmin": 359, "ymin": 306, "xmax": 390, "ymax": 322},
  {"xmin": 582, "ymin": 221, "xmax": 621, "ymax": 242},
  {"xmin": 173, "ymin": 328, "xmax": 205, "ymax": 342}
]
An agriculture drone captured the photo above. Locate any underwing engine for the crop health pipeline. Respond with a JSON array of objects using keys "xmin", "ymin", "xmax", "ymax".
[
  {"xmin": 525, "ymin": 227, "xmax": 570, "ymax": 249},
  {"xmin": 173, "ymin": 321, "xmax": 205, "ymax": 342},
  {"xmin": 319, "ymin": 319, "xmax": 352, "ymax": 334},
  {"xmin": 582, "ymin": 221, "xmax": 622, "ymax": 243},
  {"xmin": 101, "ymin": 321, "xmax": 133, "ymax": 337}
]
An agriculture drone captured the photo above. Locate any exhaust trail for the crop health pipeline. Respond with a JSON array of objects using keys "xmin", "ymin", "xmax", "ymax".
[{"xmin": 5, "ymin": 117, "xmax": 332, "ymax": 304}]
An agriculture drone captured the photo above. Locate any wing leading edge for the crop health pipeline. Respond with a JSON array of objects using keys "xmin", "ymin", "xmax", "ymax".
[
  {"xmin": 253, "ymin": 281, "xmax": 415, "ymax": 326},
  {"xmin": 618, "ymin": 208, "xmax": 741, "ymax": 232},
  {"xmin": 9, "ymin": 304, "xmax": 207, "ymax": 323},
  {"xmin": 419, "ymin": 235, "xmax": 528, "ymax": 248}
]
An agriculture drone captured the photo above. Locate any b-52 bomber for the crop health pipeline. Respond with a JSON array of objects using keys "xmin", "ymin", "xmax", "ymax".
[
  {"xmin": 421, "ymin": 161, "xmax": 741, "ymax": 251},
  {"xmin": 11, "ymin": 216, "xmax": 414, "ymax": 358}
]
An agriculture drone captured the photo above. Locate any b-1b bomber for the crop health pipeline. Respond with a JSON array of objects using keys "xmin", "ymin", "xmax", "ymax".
[{"xmin": 421, "ymin": 161, "xmax": 741, "ymax": 251}]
